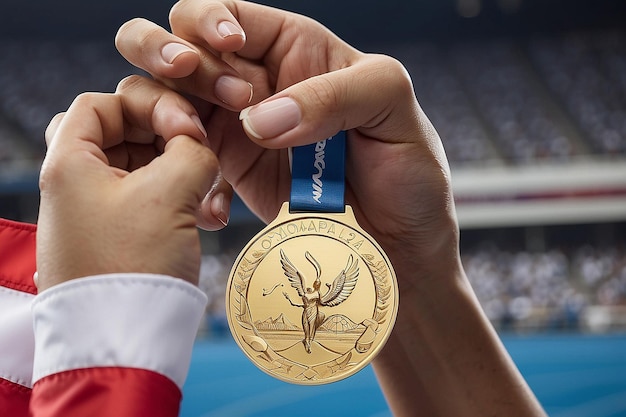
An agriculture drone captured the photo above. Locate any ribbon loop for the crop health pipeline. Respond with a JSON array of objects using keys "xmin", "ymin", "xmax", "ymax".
[{"xmin": 289, "ymin": 131, "xmax": 346, "ymax": 213}]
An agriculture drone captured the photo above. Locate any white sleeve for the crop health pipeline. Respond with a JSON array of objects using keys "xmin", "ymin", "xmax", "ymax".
[
  {"xmin": 0, "ymin": 286, "xmax": 35, "ymax": 387},
  {"xmin": 31, "ymin": 274, "xmax": 208, "ymax": 389}
]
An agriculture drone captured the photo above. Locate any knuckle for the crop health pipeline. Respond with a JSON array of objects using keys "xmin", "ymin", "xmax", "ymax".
[
  {"xmin": 115, "ymin": 74, "xmax": 145, "ymax": 94},
  {"xmin": 38, "ymin": 154, "xmax": 68, "ymax": 193},
  {"xmin": 71, "ymin": 92, "xmax": 104, "ymax": 108},
  {"xmin": 44, "ymin": 113, "xmax": 65, "ymax": 143},
  {"xmin": 168, "ymin": 1, "xmax": 185, "ymax": 26},
  {"xmin": 174, "ymin": 135, "xmax": 217, "ymax": 170},
  {"xmin": 170, "ymin": 0, "xmax": 234, "ymax": 30},
  {"xmin": 195, "ymin": 143, "xmax": 219, "ymax": 172},
  {"xmin": 304, "ymin": 77, "xmax": 343, "ymax": 116},
  {"xmin": 373, "ymin": 54, "xmax": 414, "ymax": 95},
  {"xmin": 115, "ymin": 18, "xmax": 148, "ymax": 49},
  {"xmin": 38, "ymin": 162, "xmax": 56, "ymax": 192},
  {"xmin": 116, "ymin": 18, "xmax": 164, "ymax": 57},
  {"xmin": 135, "ymin": 26, "xmax": 164, "ymax": 52}
]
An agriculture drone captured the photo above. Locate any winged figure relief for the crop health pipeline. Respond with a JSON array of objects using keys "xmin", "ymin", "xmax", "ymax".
[{"xmin": 280, "ymin": 249, "xmax": 359, "ymax": 353}]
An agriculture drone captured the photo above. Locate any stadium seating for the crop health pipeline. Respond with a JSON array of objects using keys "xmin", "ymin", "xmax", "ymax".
[
  {"xmin": 0, "ymin": 40, "xmax": 138, "ymax": 163},
  {"xmin": 463, "ymin": 245, "xmax": 626, "ymax": 331},
  {"xmin": 529, "ymin": 30, "xmax": 626, "ymax": 155},
  {"xmin": 388, "ymin": 28, "xmax": 626, "ymax": 164},
  {"xmin": 196, "ymin": 241, "xmax": 626, "ymax": 334},
  {"xmin": 1, "ymin": 28, "xmax": 625, "ymax": 168}
]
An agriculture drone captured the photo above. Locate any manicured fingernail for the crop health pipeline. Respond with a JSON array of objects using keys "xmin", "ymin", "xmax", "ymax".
[
  {"xmin": 215, "ymin": 75, "xmax": 253, "ymax": 108},
  {"xmin": 161, "ymin": 42, "xmax": 196, "ymax": 64},
  {"xmin": 239, "ymin": 97, "xmax": 302, "ymax": 140},
  {"xmin": 210, "ymin": 192, "xmax": 230, "ymax": 226},
  {"xmin": 217, "ymin": 21, "xmax": 245, "ymax": 40},
  {"xmin": 191, "ymin": 114, "xmax": 207, "ymax": 138},
  {"xmin": 33, "ymin": 271, "xmax": 39, "ymax": 287}
]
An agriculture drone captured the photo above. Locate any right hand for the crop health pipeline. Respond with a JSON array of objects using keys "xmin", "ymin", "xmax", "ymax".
[{"xmin": 115, "ymin": 0, "xmax": 460, "ymax": 287}]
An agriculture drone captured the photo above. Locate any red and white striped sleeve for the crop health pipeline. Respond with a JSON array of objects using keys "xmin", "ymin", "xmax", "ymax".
[
  {"xmin": 0, "ymin": 218, "xmax": 37, "ymax": 417},
  {"xmin": 0, "ymin": 219, "xmax": 209, "ymax": 417}
]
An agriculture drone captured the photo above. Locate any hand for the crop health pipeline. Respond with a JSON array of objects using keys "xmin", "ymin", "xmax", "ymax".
[
  {"xmin": 37, "ymin": 78, "xmax": 231, "ymax": 291},
  {"xmin": 115, "ymin": 0, "xmax": 458, "ymax": 285}
]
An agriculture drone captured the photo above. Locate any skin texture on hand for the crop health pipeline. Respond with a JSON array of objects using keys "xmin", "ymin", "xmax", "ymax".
[{"xmin": 37, "ymin": 86, "xmax": 229, "ymax": 291}]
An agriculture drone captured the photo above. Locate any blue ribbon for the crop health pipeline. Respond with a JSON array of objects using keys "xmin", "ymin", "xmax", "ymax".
[{"xmin": 290, "ymin": 131, "xmax": 346, "ymax": 213}]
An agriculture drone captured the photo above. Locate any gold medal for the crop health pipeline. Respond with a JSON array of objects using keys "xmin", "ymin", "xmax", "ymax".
[{"xmin": 225, "ymin": 202, "xmax": 398, "ymax": 385}]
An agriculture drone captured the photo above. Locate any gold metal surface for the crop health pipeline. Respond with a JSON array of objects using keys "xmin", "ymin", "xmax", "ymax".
[{"xmin": 226, "ymin": 203, "xmax": 398, "ymax": 385}]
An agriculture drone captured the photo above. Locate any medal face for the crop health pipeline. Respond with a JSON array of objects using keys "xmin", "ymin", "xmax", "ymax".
[{"xmin": 226, "ymin": 203, "xmax": 398, "ymax": 385}]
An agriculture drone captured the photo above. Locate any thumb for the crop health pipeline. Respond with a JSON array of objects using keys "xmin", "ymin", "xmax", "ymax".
[
  {"xmin": 143, "ymin": 135, "xmax": 219, "ymax": 212},
  {"xmin": 239, "ymin": 54, "xmax": 419, "ymax": 148}
]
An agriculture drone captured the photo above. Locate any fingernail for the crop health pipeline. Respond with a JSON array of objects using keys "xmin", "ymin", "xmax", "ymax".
[
  {"xmin": 161, "ymin": 42, "xmax": 196, "ymax": 64},
  {"xmin": 215, "ymin": 75, "xmax": 253, "ymax": 108},
  {"xmin": 217, "ymin": 21, "xmax": 245, "ymax": 40},
  {"xmin": 210, "ymin": 192, "xmax": 230, "ymax": 226},
  {"xmin": 239, "ymin": 97, "xmax": 302, "ymax": 140},
  {"xmin": 191, "ymin": 114, "xmax": 207, "ymax": 138}
]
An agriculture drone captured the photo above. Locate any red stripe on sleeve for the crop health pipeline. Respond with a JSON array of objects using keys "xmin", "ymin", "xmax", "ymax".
[
  {"xmin": 31, "ymin": 367, "xmax": 182, "ymax": 417},
  {"xmin": 0, "ymin": 218, "xmax": 37, "ymax": 294},
  {"xmin": 0, "ymin": 378, "xmax": 31, "ymax": 417}
]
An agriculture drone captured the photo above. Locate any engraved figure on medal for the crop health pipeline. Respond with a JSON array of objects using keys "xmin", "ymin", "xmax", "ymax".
[
  {"xmin": 279, "ymin": 249, "xmax": 359, "ymax": 354},
  {"xmin": 226, "ymin": 205, "xmax": 398, "ymax": 385}
]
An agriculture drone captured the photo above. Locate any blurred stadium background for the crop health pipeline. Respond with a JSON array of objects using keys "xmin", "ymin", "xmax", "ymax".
[{"xmin": 1, "ymin": 0, "xmax": 625, "ymax": 415}]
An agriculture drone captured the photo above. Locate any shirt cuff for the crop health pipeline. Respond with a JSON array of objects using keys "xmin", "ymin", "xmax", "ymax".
[{"xmin": 31, "ymin": 274, "xmax": 208, "ymax": 389}]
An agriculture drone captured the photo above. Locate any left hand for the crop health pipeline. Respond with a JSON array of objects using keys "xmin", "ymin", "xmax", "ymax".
[{"xmin": 36, "ymin": 77, "xmax": 230, "ymax": 291}]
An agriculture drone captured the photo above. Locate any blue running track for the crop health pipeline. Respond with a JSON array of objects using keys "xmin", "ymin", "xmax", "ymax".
[{"xmin": 181, "ymin": 333, "xmax": 626, "ymax": 417}]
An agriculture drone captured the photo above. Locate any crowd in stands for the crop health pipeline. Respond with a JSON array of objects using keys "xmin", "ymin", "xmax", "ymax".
[
  {"xmin": 389, "ymin": 28, "xmax": 626, "ymax": 164},
  {"xmin": 196, "ymin": 241, "xmax": 626, "ymax": 336},
  {"xmin": 1, "ymin": 28, "xmax": 625, "ymax": 168},
  {"xmin": 463, "ymin": 244, "xmax": 626, "ymax": 331},
  {"xmin": 529, "ymin": 30, "xmax": 626, "ymax": 156},
  {"xmin": 0, "ymin": 40, "xmax": 138, "ymax": 169}
]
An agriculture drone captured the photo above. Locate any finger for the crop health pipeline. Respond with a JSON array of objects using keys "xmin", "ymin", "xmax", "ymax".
[
  {"xmin": 44, "ymin": 112, "xmax": 65, "ymax": 147},
  {"xmin": 197, "ymin": 173, "xmax": 234, "ymax": 231},
  {"xmin": 45, "ymin": 77, "xmax": 208, "ymax": 172},
  {"xmin": 168, "ymin": 0, "xmax": 302, "ymax": 62},
  {"xmin": 115, "ymin": 75, "xmax": 208, "ymax": 145},
  {"xmin": 238, "ymin": 54, "xmax": 421, "ymax": 147},
  {"xmin": 168, "ymin": 0, "xmax": 246, "ymax": 52},
  {"xmin": 45, "ymin": 93, "xmax": 123, "ymax": 165},
  {"xmin": 144, "ymin": 134, "xmax": 219, "ymax": 217},
  {"xmin": 168, "ymin": 1, "xmax": 346, "ymax": 66},
  {"xmin": 115, "ymin": 18, "xmax": 200, "ymax": 79},
  {"xmin": 116, "ymin": 17, "xmax": 253, "ymax": 110},
  {"xmin": 40, "ymin": 93, "xmax": 126, "ymax": 200},
  {"xmin": 156, "ymin": 57, "xmax": 254, "ymax": 111}
]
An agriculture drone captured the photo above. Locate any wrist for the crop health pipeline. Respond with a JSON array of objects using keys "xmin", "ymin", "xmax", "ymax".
[
  {"xmin": 381, "ymin": 213, "xmax": 463, "ymax": 293},
  {"xmin": 372, "ymin": 247, "xmax": 545, "ymax": 417}
]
